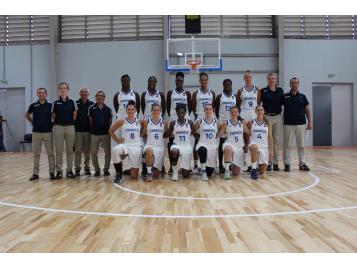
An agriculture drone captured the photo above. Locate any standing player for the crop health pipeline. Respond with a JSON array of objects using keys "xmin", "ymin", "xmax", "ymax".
[
  {"xmin": 191, "ymin": 72, "xmax": 215, "ymax": 174},
  {"xmin": 217, "ymin": 106, "xmax": 247, "ymax": 180},
  {"xmin": 110, "ymin": 101, "xmax": 142, "ymax": 184},
  {"xmin": 237, "ymin": 70, "xmax": 261, "ymax": 172},
  {"xmin": 195, "ymin": 104, "xmax": 220, "ymax": 181},
  {"xmin": 141, "ymin": 76, "xmax": 166, "ymax": 119},
  {"xmin": 166, "ymin": 72, "xmax": 192, "ymax": 174},
  {"xmin": 165, "ymin": 103, "xmax": 197, "ymax": 181},
  {"xmin": 214, "ymin": 79, "xmax": 239, "ymax": 173},
  {"xmin": 113, "ymin": 74, "xmax": 140, "ymax": 119},
  {"xmin": 246, "ymin": 105, "xmax": 273, "ymax": 180},
  {"xmin": 141, "ymin": 103, "xmax": 168, "ymax": 182}
]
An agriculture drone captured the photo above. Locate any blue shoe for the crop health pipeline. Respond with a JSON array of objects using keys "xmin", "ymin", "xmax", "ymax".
[{"xmin": 251, "ymin": 169, "xmax": 258, "ymax": 180}]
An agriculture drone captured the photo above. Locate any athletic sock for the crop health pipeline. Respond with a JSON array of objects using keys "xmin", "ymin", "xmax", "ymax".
[
  {"xmin": 114, "ymin": 163, "xmax": 123, "ymax": 174},
  {"xmin": 224, "ymin": 162, "xmax": 231, "ymax": 172},
  {"xmin": 201, "ymin": 163, "xmax": 206, "ymax": 171},
  {"xmin": 147, "ymin": 165, "xmax": 152, "ymax": 174},
  {"xmin": 251, "ymin": 162, "xmax": 257, "ymax": 169},
  {"xmin": 172, "ymin": 165, "xmax": 179, "ymax": 174}
]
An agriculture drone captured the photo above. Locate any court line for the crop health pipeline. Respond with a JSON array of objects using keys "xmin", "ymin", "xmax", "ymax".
[{"xmin": 113, "ymin": 173, "xmax": 321, "ymax": 200}]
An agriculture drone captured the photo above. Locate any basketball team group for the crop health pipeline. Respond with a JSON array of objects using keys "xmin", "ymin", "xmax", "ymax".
[{"xmin": 25, "ymin": 71, "xmax": 312, "ymax": 183}]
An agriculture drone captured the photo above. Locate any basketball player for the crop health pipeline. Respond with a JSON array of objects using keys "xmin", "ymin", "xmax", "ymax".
[
  {"xmin": 237, "ymin": 70, "xmax": 261, "ymax": 172},
  {"xmin": 141, "ymin": 103, "xmax": 168, "ymax": 182},
  {"xmin": 195, "ymin": 103, "xmax": 220, "ymax": 181},
  {"xmin": 217, "ymin": 106, "xmax": 247, "ymax": 180},
  {"xmin": 166, "ymin": 103, "xmax": 197, "ymax": 181},
  {"xmin": 110, "ymin": 101, "xmax": 142, "ymax": 184},
  {"xmin": 113, "ymin": 74, "xmax": 140, "ymax": 119},
  {"xmin": 246, "ymin": 105, "xmax": 273, "ymax": 180},
  {"xmin": 141, "ymin": 76, "xmax": 166, "ymax": 119},
  {"xmin": 191, "ymin": 72, "xmax": 215, "ymax": 174},
  {"xmin": 166, "ymin": 72, "xmax": 192, "ymax": 174},
  {"xmin": 214, "ymin": 79, "xmax": 239, "ymax": 173}
]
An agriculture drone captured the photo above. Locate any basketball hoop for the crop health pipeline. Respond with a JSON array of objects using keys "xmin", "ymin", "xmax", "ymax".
[{"xmin": 187, "ymin": 59, "xmax": 202, "ymax": 73}]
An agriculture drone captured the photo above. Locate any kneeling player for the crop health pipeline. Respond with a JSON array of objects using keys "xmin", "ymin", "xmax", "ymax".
[
  {"xmin": 217, "ymin": 106, "xmax": 248, "ymax": 180},
  {"xmin": 247, "ymin": 105, "xmax": 273, "ymax": 180},
  {"xmin": 166, "ymin": 103, "xmax": 197, "ymax": 181},
  {"xmin": 110, "ymin": 100, "xmax": 142, "ymax": 183},
  {"xmin": 141, "ymin": 103, "xmax": 168, "ymax": 182}
]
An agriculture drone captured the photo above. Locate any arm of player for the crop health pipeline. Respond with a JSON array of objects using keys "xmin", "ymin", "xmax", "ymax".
[
  {"xmin": 191, "ymin": 91, "xmax": 197, "ymax": 118},
  {"xmin": 109, "ymin": 119, "xmax": 125, "ymax": 144},
  {"xmin": 140, "ymin": 119, "xmax": 148, "ymax": 143},
  {"xmin": 186, "ymin": 91, "xmax": 192, "ymax": 115},
  {"xmin": 216, "ymin": 121, "xmax": 227, "ymax": 138},
  {"xmin": 237, "ymin": 88, "xmax": 242, "ymax": 108},
  {"xmin": 135, "ymin": 92, "xmax": 141, "ymax": 114},
  {"xmin": 160, "ymin": 92, "xmax": 166, "ymax": 116},
  {"xmin": 257, "ymin": 87, "xmax": 262, "ymax": 105},
  {"xmin": 141, "ymin": 92, "xmax": 146, "ymax": 116},
  {"xmin": 189, "ymin": 120, "xmax": 199, "ymax": 139},
  {"xmin": 164, "ymin": 121, "xmax": 175, "ymax": 138},
  {"xmin": 214, "ymin": 94, "xmax": 221, "ymax": 119},
  {"xmin": 166, "ymin": 91, "xmax": 172, "ymax": 117}
]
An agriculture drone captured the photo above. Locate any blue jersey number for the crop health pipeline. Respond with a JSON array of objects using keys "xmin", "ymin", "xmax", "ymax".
[
  {"xmin": 154, "ymin": 133, "xmax": 159, "ymax": 140},
  {"xmin": 248, "ymin": 101, "xmax": 253, "ymax": 107},
  {"xmin": 205, "ymin": 133, "xmax": 213, "ymax": 139},
  {"xmin": 130, "ymin": 133, "xmax": 135, "ymax": 139},
  {"xmin": 257, "ymin": 134, "xmax": 262, "ymax": 139},
  {"xmin": 179, "ymin": 135, "xmax": 186, "ymax": 142},
  {"xmin": 234, "ymin": 136, "xmax": 239, "ymax": 142}
]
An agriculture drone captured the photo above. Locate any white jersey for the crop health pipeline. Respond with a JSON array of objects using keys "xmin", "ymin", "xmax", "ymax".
[
  {"xmin": 250, "ymin": 119, "xmax": 269, "ymax": 148},
  {"xmin": 218, "ymin": 92, "xmax": 237, "ymax": 121},
  {"xmin": 116, "ymin": 89, "xmax": 136, "ymax": 119},
  {"xmin": 122, "ymin": 117, "xmax": 141, "ymax": 146},
  {"xmin": 173, "ymin": 119, "xmax": 191, "ymax": 146},
  {"xmin": 195, "ymin": 88, "xmax": 214, "ymax": 117},
  {"xmin": 144, "ymin": 90, "xmax": 161, "ymax": 117},
  {"xmin": 240, "ymin": 85, "xmax": 258, "ymax": 110},
  {"xmin": 198, "ymin": 118, "xmax": 218, "ymax": 148},
  {"xmin": 146, "ymin": 117, "xmax": 165, "ymax": 147},
  {"xmin": 170, "ymin": 89, "xmax": 189, "ymax": 119},
  {"xmin": 226, "ymin": 119, "xmax": 244, "ymax": 148}
]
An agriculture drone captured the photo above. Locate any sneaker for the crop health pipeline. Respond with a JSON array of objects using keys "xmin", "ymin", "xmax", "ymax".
[
  {"xmin": 171, "ymin": 171, "xmax": 178, "ymax": 181},
  {"xmin": 66, "ymin": 171, "xmax": 76, "ymax": 179},
  {"xmin": 201, "ymin": 171, "xmax": 208, "ymax": 181},
  {"xmin": 192, "ymin": 166, "xmax": 200, "ymax": 175},
  {"xmin": 299, "ymin": 164, "xmax": 310, "ymax": 171},
  {"xmin": 29, "ymin": 174, "xmax": 39, "ymax": 181},
  {"xmin": 103, "ymin": 170, "xmax": 110, "ymax": 176},
  {"xmin": 266, "ymin": 164, "xmax": 272, "ymax": 171},
  {"xmin": 114, "ymin": 173, "xmax": 123, "ymax": 184},
  {"xmin": 94, "ymin": 170, "xmax": 100, "ymax": 177},
  {"xmin": 284, "ymin": 165, "xmax": 290, "ymax": 172},
  {"xmin": 84, "ymin": 169, "xmax": 91, "ymax": 176},
  {"xmin": 273, "ymin": 164, "xmax": 280, "ymax": 171},
  {"xmin": 224, "ymin": 172, "xmax": 231, "ymax": 180},
  {"xmin": 55, "ymin": 171, "xmax": 63, "ymax": 180},
  {"xmin": 168, "ymin": 166, "xmax": 173, "ymax": 175},
  {"xmin": 146, "ymin": 173, "xmax": 153, "ymax": 182},
  {"xmin": 251, "ymin": 169, "xmax": 258, "ymax": 180},
  {"xmin": 75, "ymin": 169, "xmax": 80, "ymax": 177},
  {"xmin": 49, "ymin": 173, "xmax": 55, "ymax": 180}
]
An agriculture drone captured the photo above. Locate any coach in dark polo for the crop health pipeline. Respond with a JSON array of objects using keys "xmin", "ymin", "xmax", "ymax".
[
  {"xmin": 89, "ymin": 91, "xmax": 112, "ymax": 177},
  {"xmin": 25, "ymin": 88, "xmax": 55, "ymax": 181},
  {"xmin": 282, "ymin": 77, "xmax": 312, "ymax": 172},
  {"xmin": 74, "ymin": 87, "xmax": 94, "ymax": 176},
  {"xmin": 258, "ymin": 73, "xmax": 284, "ymax": 171}
]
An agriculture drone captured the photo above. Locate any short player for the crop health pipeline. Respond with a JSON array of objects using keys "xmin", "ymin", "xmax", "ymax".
[
  {"xmin": 166, "ymin": 103, "xmax": 197, "ymax": 181},
  {"xmin": 217, "ymin": 106, "xmax": 248, "ymax": 180},
  {"xmin": 141, "ymin": 103, "xmax": 168, "ymax": 182},
  {"xmin": 247, "ymin": 105, "xmax": 273, "ymax": 180},
  {"xmin": 110, "ymin": 100, "xmax": 142, "ymax": 184}
]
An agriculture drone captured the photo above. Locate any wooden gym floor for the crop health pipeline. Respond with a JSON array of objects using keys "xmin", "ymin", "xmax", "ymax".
[{"xmin": 0, "ymin": 147, "xmax": 356, "ymax": 252}]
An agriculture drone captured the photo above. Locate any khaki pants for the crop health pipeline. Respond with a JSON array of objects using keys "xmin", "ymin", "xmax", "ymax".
[
  {"xmin": 265, "ymin": 114, "xmax": 283, "ymax": 165},
  {"xmin": 32, "ymin": 132, "xmax": 55, "ymax": 175},
  {"xmin": 283, "ymin": 124, "xmax": 306, "ymax": 166},
  {"xmin": 90, "ymin": 134, "xmax": 111, "ymax": 172},
  {"xmin": 54, "ymin": 125, "xmax": 75, "ymax": 172},
  {"xmin": 74, "ymin": 132, "xmax": 91, "ymax": 170}
]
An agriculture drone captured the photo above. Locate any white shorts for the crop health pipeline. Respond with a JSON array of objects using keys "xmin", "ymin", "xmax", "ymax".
[
  {"xmin": 143, "ymin": 145, "xmax": 164, "ymax": 171},
  {"xmin": 222, "ymin": 142, "xmax": 244, "ymax": 167},
  {"xmin": 240, "ymin": 109, "xmax": 256, "ymax": 122},
  {"xmin": 249, "ymin": 142, "xmax": 269, "ymax": 165},
  {"xmin": 112, "ymin": 144, "xmax": 142, "ymax": 169},
  {"xmin": 196, "ymin": 143, "xmax": 217, "ymax": 168},
  {"xmin": 170, "ymin": 144, "xmax": 192, "ymax": 171}
]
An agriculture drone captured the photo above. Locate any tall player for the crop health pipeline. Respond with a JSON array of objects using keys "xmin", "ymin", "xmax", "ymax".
[
  {"xmin": 141, "ymin": 103, "xmax": 168, "ymax": 182},
  {"xmin": 191, "ymin": 72, "xmax": 216, "ymax": 174},
  {"xmin": 110, "ymin": 101, "xmax": 142, "ymax": 184},
  {"xmin": 246, "ymin": 105, "xmax": 273, "ymax": 180},
  {"xmin": 141, "ymin": 76, "xmax": 166, "ymax": 119},
  {"xmin": 166, "ymin": 72, "xmax": 192, "ymax": 174},
  {"xmin": 217, "ymin": 106, "xmax": 248, "ymax": 180},
  {"xmin": 165, "ymin": 103, "xmax": 197, "ymax": 181},
  {"xmin": 237, "ymin": 70, "xmax": 261, "ymax": 172},
  {"xmin": 214, "ymin": 79, "xmax": 239, "ymax": 173}
]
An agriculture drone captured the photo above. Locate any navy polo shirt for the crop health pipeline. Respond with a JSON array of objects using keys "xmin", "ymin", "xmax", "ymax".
[
  {"xmin": 261, "ymin": 86, "xmax": 284, "ymax": 114},
  {"xmin": 27, "ymin": 100, "xmax": 53, "ymax": 133},
  {"xmin": 88, "ymin": 103, "xmax": 112, "ymax": 135},
  {"xmin": 75, "ymin": 99, "xmax": 94, "ymax": 132},
  {"xmin": 52, "ymin": 97, "xmax": 77, "ymax": 126},
  {"xmin": 282, "ymin": 91, "xmax": 309, "ymax": 125}
]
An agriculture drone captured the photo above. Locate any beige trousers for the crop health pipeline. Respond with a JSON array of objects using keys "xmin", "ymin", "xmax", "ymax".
[
  {"xmin": 265, "ymin": 114, "xmax": 283, "ymax": 165},
  {"xmin": 74, "ymin": 132, "xmax": 91, "ymax": 170},
  {"xmin": 283, "ymin": 124, "xmax": 306, "ymax": 166},
  {"xmin": 54, "ymin": 125, "xmax": 75, "ymax": 172},
  {"xmin": 32, "ymin": 132, "xmax": 55, "ymax": 175},
  {"xmin": 90, "ymin": 134, "xmax": 111, "ymax": 172}
]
